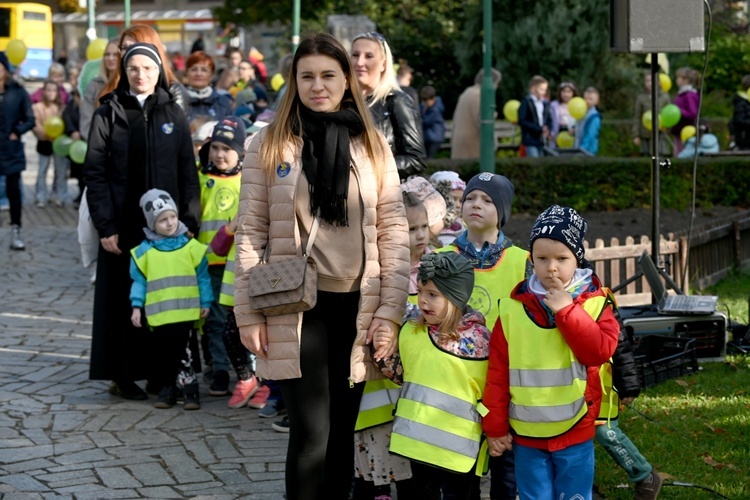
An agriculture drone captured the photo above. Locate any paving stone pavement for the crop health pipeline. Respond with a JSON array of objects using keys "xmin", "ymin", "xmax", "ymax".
[{"xmin": 0, "ymin": 125, "xmax": 493, "ymax": 499}]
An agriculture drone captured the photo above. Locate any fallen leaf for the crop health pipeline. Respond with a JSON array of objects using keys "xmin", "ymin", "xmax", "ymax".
[
  {"xmin": 713, "ymin": 427, "xmax": 727, "ymax": 434},
  {"xmin": 676, "ymin": 379, "xmax": 689, "ymax": 387}
]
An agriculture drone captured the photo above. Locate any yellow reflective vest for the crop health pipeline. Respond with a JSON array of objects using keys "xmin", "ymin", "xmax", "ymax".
[
  {"xmin": 500, "ymin": 295, "xmax": 607, "ymax": 438},
  {"xmin": 219, "ymin": 244, "xmax": 236, "ymax": 307},
  {"xmin": 354, "ymin": 378, "xmax": 402, "ymax": 431},
  {"xmin": 390, "ymin": 321, "xmax": 488, "ymax": 473},
  {"xmin": 132, "ymin": 239, "xmax": 208, "ymax": 327},
  {"xmin": 198, "ymin": 171, "xmax": 241, "ymax": 265},
  {"xmin": 437, "ymin": 245, "xmax": 529, "ymax": 330}
]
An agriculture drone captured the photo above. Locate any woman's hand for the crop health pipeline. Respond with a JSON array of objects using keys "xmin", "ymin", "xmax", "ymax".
[
  {"xmin": 367, "ymin": 318, "xmax": 399, "ymax": 361},
  {"xmin": 240, "ymin": 324, "xmax": 268, "ymax": 359},
  {"xmin": 9, "ymin": 133, "xmax": 19, "ymax": 141},
  {"xmin": 100, "ymin": 234, "xmax": 121, "ymax": 255}
]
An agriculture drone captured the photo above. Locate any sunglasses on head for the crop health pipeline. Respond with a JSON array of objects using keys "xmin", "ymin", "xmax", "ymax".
[{"xmin": 354, "ymin": 32, "xmax": 386, "ymax": 44}]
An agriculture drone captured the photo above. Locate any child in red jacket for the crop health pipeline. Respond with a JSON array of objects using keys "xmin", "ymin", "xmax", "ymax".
[{"xmin": 482, "ymin": 205, "xmax": 620, "ymax": 500}]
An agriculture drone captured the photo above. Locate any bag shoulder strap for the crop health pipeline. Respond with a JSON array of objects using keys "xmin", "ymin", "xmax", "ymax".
[{"xmin": 261, "ymin": 217, "xmax": 319, "ymax": 263}]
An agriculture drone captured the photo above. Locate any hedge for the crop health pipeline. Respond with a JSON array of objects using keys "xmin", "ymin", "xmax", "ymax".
[{"xmin": 424, "ymin": 156, "xmax": 750, "ymax": 214}]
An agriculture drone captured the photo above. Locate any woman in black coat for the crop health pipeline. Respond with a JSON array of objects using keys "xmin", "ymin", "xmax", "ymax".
[
  {"xmin": 83, "ymin": 43, "xmax": 200, "ymax": 399},
  {"xmin": 0, "ymin": 52, "xmax": 35, "ymax": 250},
  {"xmin": 350, "ymin": 32, "xmax": 426, "ymax": 181}
]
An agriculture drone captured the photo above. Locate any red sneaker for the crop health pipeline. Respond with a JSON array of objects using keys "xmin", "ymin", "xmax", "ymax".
[
  {"xmin": 227, "ymin": 375, "xmax": 259, "ymax": 409},
  {"xmin": 247, "ymin": 384, "xmax": 270, "ymax": 409}
]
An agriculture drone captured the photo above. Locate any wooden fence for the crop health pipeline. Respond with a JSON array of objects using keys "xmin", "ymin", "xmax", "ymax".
[{"xmin": 585, "ymin": 211, "xmax": 750, "ymax": 306}]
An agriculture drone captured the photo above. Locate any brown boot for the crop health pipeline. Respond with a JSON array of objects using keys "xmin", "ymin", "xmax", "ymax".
[{"xmin": 634, "ymin": 470, "xmax": 663, "ymax": 500}]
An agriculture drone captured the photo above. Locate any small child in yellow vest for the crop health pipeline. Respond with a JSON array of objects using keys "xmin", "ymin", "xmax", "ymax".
[
  {"xmin": 437, "ymin": 171, "xmax": 530, "ymax": 498},
  {"xmin": 372, "ymin": 252, "xmax": 491, "ymax": 497},
  {"xmin": 482, "ymin": 205, "xmax": 620, "ymax": 499},
  {"xmin": 129, "ymin": 189, "xmax": 212, "ymax": 410},
  {"xmin": 196, "ymin": 116, "xmax": 246, "ymax": 397}
]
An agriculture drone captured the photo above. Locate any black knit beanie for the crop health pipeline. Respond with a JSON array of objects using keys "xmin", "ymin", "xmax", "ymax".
[
  {"xmin": 461, "ymin": 172, "xmax": 514, "ymax": 229},
  {"xmin": 529, "ymin": 205, "xmax": 588, "ymax": 265}
]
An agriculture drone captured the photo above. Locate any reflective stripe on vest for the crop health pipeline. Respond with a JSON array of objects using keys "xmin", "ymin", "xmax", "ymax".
[
  {"xmin": 436, "ymin": 245, "xmax": 529, "ymax": 330},
  {"xmin": 132, "ymin": 239, "xmax": 208, "ymax": 327},
  {"xmin": 501, "ymin": 295, "xmax": 606, "ymax": 438},
  {"xmin": 597, "ymin": 362, "xmax": 619, "ymax": 421},
  {"xmin": 198, "ymin": 171, "xmax": 241, "ymax": 265},
  {"xmin": 390, "ymin": 321, "xmax": 488, "ymax": 473},
  {"xmin": 219, "ymin": 245, "xmax": 236, "ymax": 307},
  {"xmin": 355, "ymin": 378, "xmax": 401, "ymax": 431}
]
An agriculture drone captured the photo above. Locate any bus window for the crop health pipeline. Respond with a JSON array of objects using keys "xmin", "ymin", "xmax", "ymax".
[
  {"xmin": 0, "ymin": 8, "xmax": 10, "ymax": 38},
  {"xmin": 0, "ymin": 2, "xmax": 53, "ymax": 79}
]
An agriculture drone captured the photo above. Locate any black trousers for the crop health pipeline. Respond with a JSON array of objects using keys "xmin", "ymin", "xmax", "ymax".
[
  {"xmin": 6, "ymin": 172, "xmax": 22, "ymax": 226},
  {"xmin": 150, "ymin": 321, "xmax": 191, "ymax": 388},
  {"xmin": 279, "ymin": 291, "xmax": 365, "ymax": 500}
]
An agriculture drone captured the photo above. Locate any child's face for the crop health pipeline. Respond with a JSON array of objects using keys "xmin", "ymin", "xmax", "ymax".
[
  {"xmin": 423, "ymin": 97, "xmax": 436, "ymax": 108},
  {"xmin": 153, "ymin": 210, "xmax": 179, "ymax": 237},
  {"xmin": 461, "ymin": 190, "xmax": 498, "ymax": 234},
  {"xmin": 532, "ymin": 238, "xmax": 577, "ymax": 290},
  {"xmin": 49, "ymin": 71, "xmax": 64, "ymax": 85},
  {"xmin": 417, "ymin": 279, "xmax": 450, "ymax": 325},
  {"xmin": 43, "ymin": 83, "xmax": 58, "ymax": 102},
  {"xmin": 531, "ymin": 82, "xmax": 548, "ymax": 100},
  {"xmin": 451, "ymin": 189, "xmax": 464, "ymax": 213},
  {"xmin": 406, "ymin": 206, "xmax": 429, "ymax": 260},
  {"xmin": 584, "ymin": 91, "xmax": 599, "ymax": 109},
  {"xmin": 560, "ymin": 87, "xmax": 574, "ymax": 102},
  {"xmin": 209, "ymin": 142, "xmax": 240, "ymax": 171}
]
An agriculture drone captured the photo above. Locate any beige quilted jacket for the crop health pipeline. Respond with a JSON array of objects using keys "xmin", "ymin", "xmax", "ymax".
[{"xmin": 233, "ymin": 128, "xmax": 410, "ymax": 382}]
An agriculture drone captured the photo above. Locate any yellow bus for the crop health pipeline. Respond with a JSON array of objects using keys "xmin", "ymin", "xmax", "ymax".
[{"xmin": 0, "ymin": 2, "xmax": 53, "ymax": 79}]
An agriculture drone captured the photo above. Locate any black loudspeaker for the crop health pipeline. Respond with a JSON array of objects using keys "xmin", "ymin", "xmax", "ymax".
[{"xmin": 610, "ymin": 0, "xmax": 705, "ymax": 53}]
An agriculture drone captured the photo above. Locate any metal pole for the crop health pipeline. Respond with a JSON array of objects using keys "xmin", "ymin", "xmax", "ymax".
[
  {"xmin": 124, "ymin": 0, "xmax": 131, "ymax": 28},
  {"xmin": 292, "ymin": 0, "xmax": 300, "ymax": 52},
  {"xmin": 86, "ymin": 0, "xmax": 96, "ymax": 41},
  {"xmin": 650, "ymin": 53, "xmax": 660, "ymax": 278},
  {"xmin": 479, "ymin": 0, "xmax": 495, "ymax": 172}
]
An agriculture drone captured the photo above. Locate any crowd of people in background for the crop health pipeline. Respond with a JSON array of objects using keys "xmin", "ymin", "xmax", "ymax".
[{"xmin": 4, "ymin": 24, "xmax": 745, "ymax": 500}]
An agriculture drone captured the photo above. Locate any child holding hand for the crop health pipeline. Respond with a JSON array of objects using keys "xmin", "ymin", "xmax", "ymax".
[
  {"xmin": 129, "ymin": 189, "xmax": 213, "ymax": 410},
  {"xmin": 482, "ymin": 205, "xmax": 620, "ymax": 499},
  {"xmin": 373, "ymin": 252, "xmax": 491, "ymax": 498}
]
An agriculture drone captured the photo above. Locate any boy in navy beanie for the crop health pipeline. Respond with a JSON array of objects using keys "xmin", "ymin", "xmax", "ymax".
[
  {"xmin": 196, "ymin": 115, "xmax": 247, "ymax": 399},
  {"xmin": 437, "ymin": 171, "xmax": 530, "ymax": 499}
]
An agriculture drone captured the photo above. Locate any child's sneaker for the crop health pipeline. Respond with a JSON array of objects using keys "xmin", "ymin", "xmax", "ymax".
[
  {"xmin": 183, "ymin": 383, "xmax": 201, "ymax": 411},
  {"xmin": 272, "ymin": 416, "xmax": 289, "ymax": 433},
  {"xmin": 259, "ymin": 398, "xmax": 286, "ymax": 418},
  {"xmin": 154, "ymin": 386, "xmax": 177, "ymax": 409},
  {"xmin": 227, "ymin": 375, "xmax": 259, "ymax": 408},
  {"xmin": 247, "ymin": 384, "xmax": 270, "ymax": 409}
]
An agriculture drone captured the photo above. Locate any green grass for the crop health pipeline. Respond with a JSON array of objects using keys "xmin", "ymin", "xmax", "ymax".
[
  {"xmin": 703, "ymin": 269, "xmax": 750, "ymax": 332},
  {"xmin": 594, "ymin": 356, "xmax": 750, "ymax": 499}
]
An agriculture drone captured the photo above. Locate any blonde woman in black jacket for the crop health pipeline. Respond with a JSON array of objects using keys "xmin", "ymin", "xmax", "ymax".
[{"xmin": 351, "ymin": 32, "xmax": 426, "ymax": 181}]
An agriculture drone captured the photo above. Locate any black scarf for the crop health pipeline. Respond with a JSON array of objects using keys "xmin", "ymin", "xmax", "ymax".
[{"xmin": 297, "ymin": 103, "xmax": 364, "ymax": 227}]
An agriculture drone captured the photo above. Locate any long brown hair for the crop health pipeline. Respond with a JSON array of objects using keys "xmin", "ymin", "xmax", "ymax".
[
  {"xmin": 99, "ymin": 24, "xmax": 178, "ymax": 99},
  {"xmin": 259, "ymin": 32, "xmax": 387, "ymax": 187}
]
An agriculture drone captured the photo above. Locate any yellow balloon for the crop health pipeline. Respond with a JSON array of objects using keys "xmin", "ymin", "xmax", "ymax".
[
  {"xmin": 556, "ymin": 131, "xmax": 575, "ymax": 148},
  {"xmin": 659, "ymin": 73, "xmax": 672, "ymax": 93},
  {"xmin": 44, "ymin": 116, "xmax": 65, "ymax": 140},
  {"xmin": 6, "ymin": 39, "xmax": 27, "ymax": 66},
  {"xmin": 568, "ymin": 96, "xmax": 587, "ymax": 120},
  {"xmin": 270, "ymin": 73, "xmax": 285, "ymax": 92},
  {"xmin": 642, "ymin": 111, "xmax": 653, "ymax": 131},
  {"xmin": 503, "ymin": 99, "xmax": 521, "ymax": 123},
  {"xmin": 86, "ymin": 39, "xmax": 108, "ymax": 61},
  {"xmin": 681, "ymin": 125, "xmax": 697, "ymax": 143}
]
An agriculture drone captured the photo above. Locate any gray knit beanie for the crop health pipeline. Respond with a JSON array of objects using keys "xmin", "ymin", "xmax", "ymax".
[{"xmin": 140, "ymin": 189, "xmax": 177, "ymax": 231}]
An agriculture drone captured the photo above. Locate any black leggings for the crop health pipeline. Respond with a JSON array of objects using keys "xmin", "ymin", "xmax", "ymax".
[
  {"xmin": 150, "ymin": 322, "xmax": 191, "ymax": 388},
  {"xmin": 223, "ymin": 308, "xmax": 254, "ymax": 380},
  {"xmin": 5, "ymin": 172, "xmax": 22, "ymax": 226},
  {"xmin": 279, "ymin": 291, "xmax": 365, "ymax": 500}
]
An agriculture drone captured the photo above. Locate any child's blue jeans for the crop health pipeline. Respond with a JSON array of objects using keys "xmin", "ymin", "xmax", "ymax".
[
  {"xmin": 36, "ymin": 153, "xmax": 69, "ymax": 204},
  {"xmin": 514, "ymin": 439, "xmax": 594, "ymax": 500}
]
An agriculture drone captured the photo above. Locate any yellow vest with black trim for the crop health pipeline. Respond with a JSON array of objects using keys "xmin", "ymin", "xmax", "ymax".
[
  {"xmin": 132, "ymin": 239, "xmax": 208, "ymax": 327},
  {"xmin": 354, "ymin": 378, "xmax": 402, "ymax": 431},
  {"xmin": 219, "ymin": 244, "xmax": 236, "ymax": 307},
  {"xmin": 437, "ymin": 245, "xmax": 529, "ymax": 330},
  {"xmin": 390, "ymin": 321, "xmax": 488, "ymax": 473},
  {"xmin": 198, "ymin": 171, "xmax": 241, "ymax": 265},
  {"xmin": 500, "ymin": 295, "xmax": 607, "ymax": 438},
  {"xmin": 597, "ymin": 362, "xmax": 620, "ymax": 421}
]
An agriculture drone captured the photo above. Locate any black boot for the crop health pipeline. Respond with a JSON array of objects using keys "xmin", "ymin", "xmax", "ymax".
[{"xmin": 183, "ymin": 382, "xmax": 201, "ymax": 410}]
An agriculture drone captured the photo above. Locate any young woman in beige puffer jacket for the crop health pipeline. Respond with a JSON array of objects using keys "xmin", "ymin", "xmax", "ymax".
[{"xmin": 233, "ymin": 33, "xmax": 409, "ymax": 500}]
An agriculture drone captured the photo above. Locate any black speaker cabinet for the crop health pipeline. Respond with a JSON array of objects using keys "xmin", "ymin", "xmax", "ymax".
[{"xmin": 610, "ymin": 0, "xmax": 705, "ymax": 53}]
